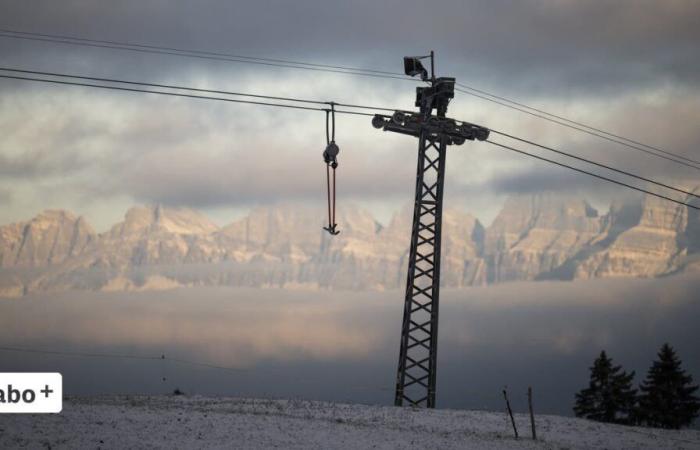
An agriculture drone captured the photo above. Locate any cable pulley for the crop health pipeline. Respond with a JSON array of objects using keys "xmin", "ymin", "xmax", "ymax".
[{"xmin": 323, "ymin": 103, "xmax": 340, "ymax": 235}]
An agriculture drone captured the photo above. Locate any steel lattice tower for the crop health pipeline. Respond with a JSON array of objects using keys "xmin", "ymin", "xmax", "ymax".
[
  {"xmin": 371, "ymin": 52, "xmax": 489, "ymax": 408},
  {"xmin": 395, "ymin": 129, "xmax": 448, "ymax": 407}
]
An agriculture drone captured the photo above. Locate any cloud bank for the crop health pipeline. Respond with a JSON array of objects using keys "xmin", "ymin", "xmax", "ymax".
[{"xmin": 0, "ymin": 0, "xmax": 699, "ymax": 228}]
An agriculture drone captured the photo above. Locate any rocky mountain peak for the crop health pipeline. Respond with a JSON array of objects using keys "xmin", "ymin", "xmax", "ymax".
[
  {"xmin": 570, "ymin": 193, "xmax": 691, "ymax": 280},
  {"xmin": 2, "ymin": 191, "xmax": 700, "ymax": 296},
  {"xmin": 484, "ymin": 193, "xmax": 604, "ymax": 283},
  {"xmin": 33, "ymin": 209, "xmax": 79, "ymax": 224},
  {"xmin": 0, "ymin": 209, "xmax": 95, "ymax": 268},
  {"xmin": 490, "ymin": 193, "xmax": 600, "ymax": 234},
  {"xmin": 110, "ymin": 205, "xmax": 219, "ymax": 238},
  {"xmin": 217, "ymin": 203, "xmax": 382, "ymax": 266}
]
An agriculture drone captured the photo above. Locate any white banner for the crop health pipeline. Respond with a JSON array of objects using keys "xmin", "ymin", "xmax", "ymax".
[{"xmin": 0, "ymin": 373, "xmax": 62, "ymax": 413}]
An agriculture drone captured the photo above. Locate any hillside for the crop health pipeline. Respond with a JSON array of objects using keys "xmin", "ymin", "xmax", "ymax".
[
  {"xmin": 0, "ymin": 395, "xmax": 698, "ymax": 449},
  {"xmin": 1, "ymin": 191, "xmax": 699, "ymax": 296}
]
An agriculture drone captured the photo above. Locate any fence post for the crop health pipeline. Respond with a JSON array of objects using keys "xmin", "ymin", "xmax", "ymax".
[
  {"xmin": 503, "ymin": 387, "xmax": 518, "ymax": 439},
  {"xmin": 528, "ymin": 386, "xmax": 537, "ymax": 440}
]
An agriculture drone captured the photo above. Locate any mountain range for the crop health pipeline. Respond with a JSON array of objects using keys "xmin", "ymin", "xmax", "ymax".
[{"xmin": 1, "ymin": 191, "xmax": 699, "ymax": 297}]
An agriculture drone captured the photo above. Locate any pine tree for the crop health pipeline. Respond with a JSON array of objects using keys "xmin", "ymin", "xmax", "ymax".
[
  {"xmin": 638, "ymin": 343, "xmax": 700, "ymax": 429},
  {"xmin": 574, "ymin": 350, "xmax": 637, "ymax": 424}
]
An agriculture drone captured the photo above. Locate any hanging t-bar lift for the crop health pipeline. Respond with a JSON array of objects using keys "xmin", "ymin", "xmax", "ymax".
[{"xmin": 323, "ymin": 102, "xmax": 340, "ymax": 235}]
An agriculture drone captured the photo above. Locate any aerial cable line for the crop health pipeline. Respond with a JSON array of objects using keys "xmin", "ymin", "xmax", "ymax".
[
  {"xmin": 0, "ymin": 73, "xmax": 375, "ymax": 116},
  {"xmin": 455, "ymin": 87, "xmax": 700, "ymax": 171},
  {"xmin": 485, "ymin": 139, "xmax": 700, "ymax": 211},
  {"xmin": 5, "ymin": 63, "xmax": 697, "ymax": 201},
  {"xmin": 0, "ymin": 30, "xmax": 412, "ymax": 82},
  {"xmin": 4, "ymin": 66, "xmax": 695, "ymax": 198},
  {"xmin": 2, "ymin": 28, "xmax": 694, "ymax": 171},
  {"xmin": 0, "ymin": 28, "xmax": 405, "ymax": 77},
  {"xmin": 0, "ymin": 66, "xmax": 330, "ymax": 106},
  {"xmin": 0, "ymin": 345, "xmax": 162, "ymax": 360},
  {"xmin": 0, "ymin": 66, "xmax": 403, "ymax": 114},
  {"xmin": 490, "ymin": 129, "xmax": 700, "ymax": 199},
  {"xmin": 456, "ymin": 82, "xmax": 700, "ymax": 166},
  {"xmin": 0, "ymin": 345, "xmax": 247, "ymax": 372},
  {"xmin": 1, "ymin": 70, "xmax": 697, "ymax": 211}
]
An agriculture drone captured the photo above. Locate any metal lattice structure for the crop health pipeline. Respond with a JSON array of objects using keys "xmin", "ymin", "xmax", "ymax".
[
  {"xmin": 372, "ymin": 112, "xmax": 488, "ymax": 407},
  {"xmin": 395, "ymin": 129, "xmax": 448, "ymax": 407},
  {"xmin": 371, "ymin": 52, "xmax": 489, "ymax": 408}
]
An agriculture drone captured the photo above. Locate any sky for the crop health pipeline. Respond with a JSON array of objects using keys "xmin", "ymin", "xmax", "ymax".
[{"xmin": 0, "ymin": 0, "xmax": 699, "ymax": 230}]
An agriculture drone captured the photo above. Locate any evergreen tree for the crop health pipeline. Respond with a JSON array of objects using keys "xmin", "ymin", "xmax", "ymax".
[
  {"xmin": 574, "ymin": 350, "xmax": 637, "ymax": 424},
  {"xmin": 638, "ymin": 343, "xmax": 700, "ymax": 429}
]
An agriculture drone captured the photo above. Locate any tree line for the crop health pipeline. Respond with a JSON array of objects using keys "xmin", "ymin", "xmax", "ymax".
[{"xmin": 574, "ymin": 343, "xmax": 699, "ymax": 429}]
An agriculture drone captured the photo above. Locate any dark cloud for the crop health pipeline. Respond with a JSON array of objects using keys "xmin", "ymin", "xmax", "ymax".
[
  {"xmin": 1, "ymin": 0, "xmax": 699, "ymax": 97},
  {"xmin": 0, "ymin": 0, "xmax": 699, "ymax": 221},
  {"xmin": 445, "ymin": 162, "xmax": 639, "ymax": 208},
  {"xmin": 481, "ymin": 165, "xmax": 604, "ymax": 194},
  {"xmin": 462, "ymin": 156, "xmax": 699, "ymax": 203}
]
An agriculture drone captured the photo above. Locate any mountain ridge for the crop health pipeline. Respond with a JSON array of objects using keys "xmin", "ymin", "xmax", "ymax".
[{"xmin": 1, "ymin": 191, "xmax": 698, "ymax": 296}]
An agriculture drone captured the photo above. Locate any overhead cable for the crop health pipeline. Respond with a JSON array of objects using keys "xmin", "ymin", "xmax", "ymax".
[
  {"xmin": 0, "ymin": 66, "xmax": 329, "ymax": 105},
  {"xmin": 456, "ymin": 81, "xmax": 700, "ymax": 166},
  {"xmin": 0, "ymin": 345, "xmax": 161, "ymax": 360},
  {"xmin": 0, "ymin": 345, "xmax": 247, "ymax": 372},
  {"xmin": 485, "ymin": 139, "xmax": 699, "ymax": 211},
  {"xmin": 0, "ymin": 73, "xmax": 374, "ymax": 116},
  {"xmin": 0, "ymin": 66, "xmax": 399, "ymax": 113},
  {"xmin": 1, "ymin": 69, "xmax": 697, "ymax": 211},
  {"xmin": 2, "ymin": 28, "xmax": 694, "ymax": 171},
  {"xmin": 490, "ymin": 129, "xmax": 700, "ymax": 199},
  {"xmin": 0, "ymin": 29, "xmax": 411, "ymax": 81},
  {"xmin": 455, "ymin": 87, "xmax": 700, "ymax": 171},
  {"xmin": 0, "ymin": 28, "xmax": 405, "ymax": 76}
]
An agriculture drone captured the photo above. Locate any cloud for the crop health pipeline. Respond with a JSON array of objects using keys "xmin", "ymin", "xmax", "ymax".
[
  {"xmin": 0, "ymin": 79, "xmax": 696, "ymax": 221},
  {"xmin": 0, "ymin": 78, "xmax": 419, "ymax": 209},
  {"xmin": 0, "ymin": 187, "xmax": 11, "ymax": 204},
  {"xmin": 92, "ymin": 141, "xmax": 414, "ymax": 207},
  {"xmin": 0, "ymin": 0, "xmax": 699, "ymax": 226},
  {"xmin": 1, "ymin": 275, "xmax": 699, "ymax": 414},
  {"xmin": 1, "ymin": 1, "xmax": 699, "ymax": 96},
  {"xmin": 481, "ymin": 165, "xmax": 605, "ymax": 195}
]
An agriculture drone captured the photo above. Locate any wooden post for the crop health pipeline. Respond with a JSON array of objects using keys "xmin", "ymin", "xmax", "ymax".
[
  {"xmin": 528, "ymin": 386, "xmax": 537, "ymax": 440},
  {"xmin": 503, "ymin": 388, "xmax": 518, "ymax": 439}
]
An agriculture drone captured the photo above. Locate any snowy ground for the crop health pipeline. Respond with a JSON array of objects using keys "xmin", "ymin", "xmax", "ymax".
[{"xmin": 1, "ymin": 396, "xmax": 699, "ymax": 449}]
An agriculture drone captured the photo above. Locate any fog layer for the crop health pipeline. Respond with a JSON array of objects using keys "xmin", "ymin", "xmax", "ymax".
[{"xmin": 1, "ymin": 275, "xmax": 699, "ymax": 415}]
